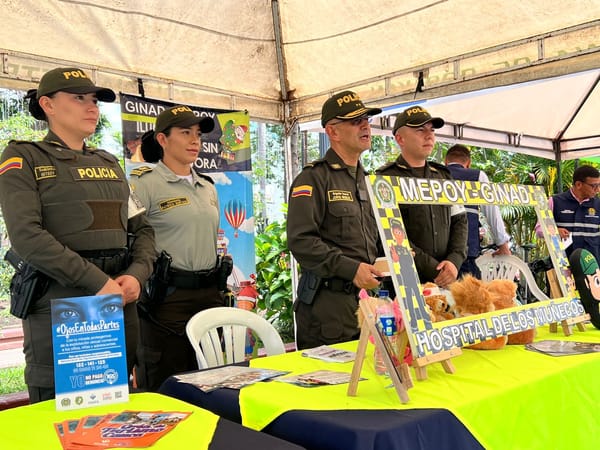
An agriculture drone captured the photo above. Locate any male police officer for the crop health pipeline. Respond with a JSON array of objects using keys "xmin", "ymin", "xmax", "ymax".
[
  {"xmin": 287, "ymin": 90, "xmax": 383, "ymax": 350},
  {"xmin": 377, "ymin": 106, "xmax": 467, "ymax": 287}
]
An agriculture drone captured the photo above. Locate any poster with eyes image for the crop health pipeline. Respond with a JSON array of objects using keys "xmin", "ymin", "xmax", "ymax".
[{"xmin": 51, "ymin": 294, "xmax": 129, "ymax": 411}]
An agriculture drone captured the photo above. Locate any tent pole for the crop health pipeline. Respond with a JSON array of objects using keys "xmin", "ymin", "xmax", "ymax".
[{"xmin": 554, "ymin": 141, "xmax": 563, "ymax": 193}]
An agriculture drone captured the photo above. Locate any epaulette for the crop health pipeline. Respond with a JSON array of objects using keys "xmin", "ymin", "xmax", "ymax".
[
  {"xmin": 8, "ymin": 140, "xmax": 33, "ymax": 145},
  {"xmin": 428, "ymin": 160, "xmax": 451, "ymax": 174},
  {"xmin": 302, "ymin": 158, "xmax": 326, "ymax": 169},
  {"xmin": 130, "ymin": 166, "xmax": 154, "ymax": 177},
  {"xmin": 375, "ymin": 160, "xmax": 398, "ymax": 173},
  {"xmin": 197, "ymin": 173, "xmax": 214, "ymax": 184}
]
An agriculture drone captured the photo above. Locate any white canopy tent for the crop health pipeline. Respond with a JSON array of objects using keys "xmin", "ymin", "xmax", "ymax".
[{"xmin": 0, "ymin": 0, "xmax": 599, "ymax": 158}]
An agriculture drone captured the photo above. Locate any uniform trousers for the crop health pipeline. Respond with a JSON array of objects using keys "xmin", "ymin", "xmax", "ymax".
[
  {"xmin": 294, "ymin": 288, "xmax": 360, "ymax": 350},
  {"xmin": 23, "ymin": 280, "xmax": 139, "ymax": 403},
  {"xmin": 136, "ymin": 285, "xmax": 224, "ymax": 392}
]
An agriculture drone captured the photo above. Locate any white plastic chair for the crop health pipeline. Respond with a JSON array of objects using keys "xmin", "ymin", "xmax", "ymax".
[
  {"xmin": 475, "ymin": 254, "xmax": 550, "ymax": 302},
  {"xmin": 185, "ymin": 307, "xmax": 286, "ymax": 369}
]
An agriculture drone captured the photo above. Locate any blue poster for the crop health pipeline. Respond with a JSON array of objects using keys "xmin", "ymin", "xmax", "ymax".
[{"xmin": 51, "ymin": 294, "xmax": 129, "ymax": 411}]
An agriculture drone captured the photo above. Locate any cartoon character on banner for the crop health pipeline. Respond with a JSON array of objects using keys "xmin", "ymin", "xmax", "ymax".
[
  {"xmin": 224, "ymin": 199, "xmax": 246, "ymax": 238},
  {"xmin": 219, "ymin": 119, "xmax": 248, "ymax": 161}
]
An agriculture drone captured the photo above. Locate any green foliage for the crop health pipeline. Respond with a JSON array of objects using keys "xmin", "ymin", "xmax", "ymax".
[
  {"xmin": 0, "ymin": 365, "xmax": 26, "ymax": 395},
  {"xmin": 255, "ymin": 212, "xmax": 294, "ymax": 343},
  {"xmin": 0, "ymin": 114, "xmax": 46, "ymax": 148}
]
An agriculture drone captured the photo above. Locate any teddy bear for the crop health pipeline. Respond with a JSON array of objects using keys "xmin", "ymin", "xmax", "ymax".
[
  {"xmin": 449, "ymin": 275, "xmax": 508, "ymax": 350},
  {"xmin": 486, "ymin": 279, "xmax": 536, "ymax": 344},
  {"xmin": 421, "ymin": 282, "xmax": 456, "ymax": 322}
]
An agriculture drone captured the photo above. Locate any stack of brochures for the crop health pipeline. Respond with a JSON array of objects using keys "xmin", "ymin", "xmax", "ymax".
[
  {"xmin": 174, "ymin": 366, "xmax": 290, "ymax": 392},
  {"xmin": 276, "ymin": 370, "xmax": 360, "ymax": 387},
  {"xmin": 525, "ymin": 340, "xmax": 600, "ymax": 357},
  {"xmin": 301, "ymin": 345, "xmax": 356, "ymax": 363},
  {"xmin": 54, "ymin": 410, "xmax": 191, "ymax": 449}
]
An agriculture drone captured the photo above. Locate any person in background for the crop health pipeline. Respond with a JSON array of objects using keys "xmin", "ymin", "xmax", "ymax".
[
  {"xmin": 130, "ymin": 105, "xmax": 230, "ymax": 391},
  {"xmin": 445, "ymin": 144, "xmax": 511, "ymax": 278},
  {"xmin": 535, "ymin": 165, "xmax": 600, "ymax": 262},
  {"xmin": 377, "ymin": 106, "xmax": 467, "ymax": 287},
  {"xmin": 287, "ymin": 90, "xmax": 384, "ymax": 350},
  {"xmin": 0, "ymin": 67, "xmax": 155, "ymax": 403}
]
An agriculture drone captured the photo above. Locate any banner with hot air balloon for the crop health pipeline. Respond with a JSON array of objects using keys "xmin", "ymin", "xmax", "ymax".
[{"xmin": 120, "ymin": 94, "xmax": 256, "ymax": 293}]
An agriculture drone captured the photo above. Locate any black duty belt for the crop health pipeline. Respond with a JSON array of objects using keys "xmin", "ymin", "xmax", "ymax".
[
  {"xmin": 321, "ymin": 277, "xmax": 358, "ymax": 295},
  {"xmin": 78, "ymin": 248, "xmax": 129, "ymax": 276},
  {"xmin": 169, "ymin": 267, "xmax": 217, "ymax": 289}
]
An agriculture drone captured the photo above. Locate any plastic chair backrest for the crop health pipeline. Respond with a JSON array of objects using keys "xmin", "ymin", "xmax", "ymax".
[
  {"xmin": 185, "ymin": 307, "xmax": 286, "ymax": 369},
  {"xmin": 475, "ymin": 254, "xmax": 550, "ymax": 302}
]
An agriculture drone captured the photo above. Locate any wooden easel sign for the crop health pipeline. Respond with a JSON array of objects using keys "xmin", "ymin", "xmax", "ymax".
[
  {"xmin": 347, "ymin": 295, "xmax": 412, "ymax": 403},
  {"xmin": 364, "ymin": 175, "xmax": 589, "ymax": 377}
]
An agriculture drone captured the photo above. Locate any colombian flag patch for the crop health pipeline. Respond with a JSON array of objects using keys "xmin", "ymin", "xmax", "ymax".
[
  {"xmin": 292, "ymin": 185, "xmax": 313, "ymax": 198},
  {"xmin": 0, "ymin": 157, "xmax": 23, "ymax": 175}
]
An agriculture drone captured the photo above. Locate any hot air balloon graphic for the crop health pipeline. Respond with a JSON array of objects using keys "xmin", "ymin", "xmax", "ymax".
[{"xmin": 224, "ymin": 199, "xmax": 246, "ymax": 238}]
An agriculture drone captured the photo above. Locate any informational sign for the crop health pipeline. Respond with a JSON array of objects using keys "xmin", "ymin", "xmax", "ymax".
[
  {"xmin": 367, "ymin": 175, "xmax": 585, "ymax": 359},
  {"xmin": 51, "ymin": 294, "xmax": 129, "ymax": 411}
]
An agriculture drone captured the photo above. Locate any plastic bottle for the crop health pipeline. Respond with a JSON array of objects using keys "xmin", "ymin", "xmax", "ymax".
[{"xmin": 374, "ymin": 290, "xmax": 397, "ymax": 375}]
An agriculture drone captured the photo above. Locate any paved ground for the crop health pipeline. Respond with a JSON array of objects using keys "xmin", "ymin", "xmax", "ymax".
[
  {"xmin": 0, "ymin": 347, "xmax": 24, "ymax": 369},
  {"xmin": 0, "ymin": 326, "xmax": 24, "ymax": 369}
]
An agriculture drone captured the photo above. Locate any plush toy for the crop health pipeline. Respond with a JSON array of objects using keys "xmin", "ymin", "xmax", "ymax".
[
  {"xmin": 449, "ymin": 275, "xmax": 508, "ymax": 350},
  {"xmin": 421, "ymin": 282, "xmax": 456, "ymax": 322},
  {"xmin": 486, "ymin": 279, "xmax": 536, "ymax": 344}
]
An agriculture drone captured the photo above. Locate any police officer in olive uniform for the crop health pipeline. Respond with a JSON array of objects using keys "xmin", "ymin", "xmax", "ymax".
[
  {"xmin": 287, "ymin": 91, "xmax": 384, "ymax": 350},
  {"xmin": 129, "ymin": 106, "xmax": 226, "ymax": 391},
  {"xmin": 0, "ymin": 67, "xmax": 155, "ymax": 403},
  {"xmin": 377, "ymin": 106, "xmax": 467, "ymax": 286}
]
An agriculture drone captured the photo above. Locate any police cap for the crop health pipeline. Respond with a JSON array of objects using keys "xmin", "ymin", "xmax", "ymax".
[
  {"xmin": 155, "ymin": 105, "xmax": 215, "ymax": 136},
  {"xmin": 36, "ymin": 67, "xmax": 116, "ymax": 102},
  {"xmin": 580, "ymin": 249, "xmax": 599, "ymax": 275},
  {"xmin": 392, "ymin": 106, "xmax": 444, "ymax": 135},
  {"xmin": 390, "ymin": 218, "xmax": 403, "ymax": 229},
  {"xmin": 321, "ymin": 90, "xmax": 382, "ymax": 127}
]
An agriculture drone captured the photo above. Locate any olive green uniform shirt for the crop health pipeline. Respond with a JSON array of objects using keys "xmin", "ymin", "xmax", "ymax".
[
  {"xmin": 376, "ymin": 154, "xmax": 468, "ymax": 282},
  {"xmin": 129, "ymin": 161, "xmax": 219, "ymax": 271},
  {"xmin": 287, "ymin": 149, "xmax": 379, "ymax": 280},
  {"xmin": 0, "ymin": 131, "xmax": 155, "ymax": 291}
]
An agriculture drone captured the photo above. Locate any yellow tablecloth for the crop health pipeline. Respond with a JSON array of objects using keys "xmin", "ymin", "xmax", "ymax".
[
  {"xmin": 242, "ymin": 326, "xmax": 600, "ymax": 450},
  {"xmin": 0, "ymin": 392, "xmax": 219, "ymax": 449}
]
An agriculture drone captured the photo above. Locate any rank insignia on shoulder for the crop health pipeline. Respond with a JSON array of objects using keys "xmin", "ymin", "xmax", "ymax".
[
  {"xmin": 291, "ymin": 184, "xmax": 313, "ymax": 198},
  {"xmin": 130, "ymin": 166, "xmax": 154, "ymax": 177}
]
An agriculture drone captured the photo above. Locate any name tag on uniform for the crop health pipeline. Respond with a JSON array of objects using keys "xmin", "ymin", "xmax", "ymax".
[
  {"xmin": 328, "ymin": 190, "xmax": 353, "ymax": 202},
  {"xmin": 159, "ymin": 197, "xmax": 190, "ymax": 211},
  {"xmin": 35, "ymin": 165, "xmax": 57, "ymax": 180}
]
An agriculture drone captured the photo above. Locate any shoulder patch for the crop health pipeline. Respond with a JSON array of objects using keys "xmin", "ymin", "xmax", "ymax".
[
  {"xmin": 291, "ymin": 184, "xmax": 313, "ymax": 198},
  {"xmin": 130, "ymin": 166, "xmax": 154, "ymax": 177},
  {"xmin": 0, "ymin": 157, "xmax": 23, "ymax": 175}
]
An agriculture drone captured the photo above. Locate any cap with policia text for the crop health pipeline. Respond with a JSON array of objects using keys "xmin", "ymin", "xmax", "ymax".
[
  {"xmin": 154, "ymin": 105, "xmax": 215, "ymax": 136},
  {"xmin": 36, "ymin": 67, "xmax": 116, "ymax": 102},
  {"xmin": 392, "ymin": 106, "xmax": 444, "ymax": 135},
  {"xmin": 321, "ymin": 90, "xmax": 382, "ymax": 127}
]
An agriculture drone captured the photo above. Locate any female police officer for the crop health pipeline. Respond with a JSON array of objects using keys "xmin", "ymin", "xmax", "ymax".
[
  {"xmin": 0, "ymin": 67, "xmax": 155, "ymax": 403},
  {"xmin": 129, "ymin": 105, "xmax": 226, "ymax": 391}
]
